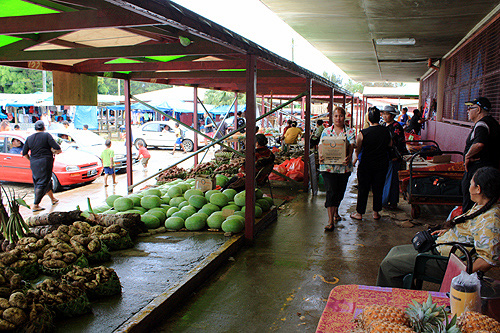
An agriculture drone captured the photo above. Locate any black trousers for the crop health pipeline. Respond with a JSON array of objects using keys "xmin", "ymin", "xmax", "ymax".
[
  {"xmin": 31, "ymin": 157, "xmax": 54, "ymax": 205},
  {"xmin": 356, "ymin": 164, "xmax": 388, "ymax": 214},
  {"xmin": 322, "ymin": 172, "xmax": 351, "ymax": 208}
]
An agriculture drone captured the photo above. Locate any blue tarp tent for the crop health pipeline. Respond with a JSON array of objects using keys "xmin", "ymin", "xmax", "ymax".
[
  {"xmin": 74, "ymin": 106, "xmax": 98, "ymax": 130},
  {"xmin": 209, "ymin": 104, "xmax": 246, "ymax": 115}
]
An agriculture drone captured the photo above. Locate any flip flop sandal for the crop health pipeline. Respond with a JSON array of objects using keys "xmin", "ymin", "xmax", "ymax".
[
  {"xmin": 32, "ymin": 207, "xmax": 45, "ymax": 212},
  {"xmin": 52, "ymin": 199, "xmax": 59, "ymax": 205},
  {"xmin": 334, "ymin": 216, "xmax": 342, "ymax": 222},
  {"xmin": 350, "ymin": 213, "xmax": 362, "ymax": 220},
  {"xmin": 373, "ymin": 213, "xmax": 381, "ymax": 220},
  {"xmin": 324, "ymin": 224, "xmax": 335, "ymax": 231}
]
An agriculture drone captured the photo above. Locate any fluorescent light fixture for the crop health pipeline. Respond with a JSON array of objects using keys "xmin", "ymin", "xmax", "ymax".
[{"xmin": 375, "ymin": 38, "xmax": 416, "ymax": 46}]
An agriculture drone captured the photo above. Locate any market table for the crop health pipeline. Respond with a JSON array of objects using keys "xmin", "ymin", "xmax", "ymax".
[{"xmin": 315, "ymin": 285, "xmax": 449, "ymax": 333}]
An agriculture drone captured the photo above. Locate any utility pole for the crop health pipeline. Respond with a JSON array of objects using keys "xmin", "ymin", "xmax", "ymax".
[{"xmin": 42, "ymin": 71, "xmax": 46, "ymax": 92}]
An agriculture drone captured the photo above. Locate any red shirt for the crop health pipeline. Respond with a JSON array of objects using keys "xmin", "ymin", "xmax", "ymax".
[{"xmin": 138, "ymin": 146, "xmax": 150, "ymax": 158}]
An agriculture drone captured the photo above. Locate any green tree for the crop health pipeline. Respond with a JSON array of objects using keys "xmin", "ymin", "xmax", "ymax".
[
  {"xmin": 203, "ymin": 90, "xmax": 246, "ymax": 106},
  {"xmin": 0, "ymin": 66, "xmax": 53, "ymax": 93}
]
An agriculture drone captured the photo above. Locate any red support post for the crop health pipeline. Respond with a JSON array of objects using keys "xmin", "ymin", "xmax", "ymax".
[
  {"xmin": 350, "ymin": 95, "xmax": 354, "ymax": 127},
  {"xmin": 303, "ymin": 78, "xmax": 312, "ymax": 190},
  {"xmin": 234, "ymin": 91, "xmax": 238, "ymax": 133},
  {"xmin": 193, "ymin": 86, "xmax": 199, "ymax": 166},
  {"xmin": 124, "ymin": 79, "xmax": 133, "ymax": 192},
  {"xmin": 343, "ymin": 93, "xmax": 346, "ymax": 111},
  {"xmin": 301, "ymin": 96, "xmax": 305, "ymax": 119},
  {"xmin": 328, "ymin": 88, "xmax": 333, "ymax": 126},
  {"xmin": 244, "ymin": 54, "xmax": 257, "ymax": 242}
]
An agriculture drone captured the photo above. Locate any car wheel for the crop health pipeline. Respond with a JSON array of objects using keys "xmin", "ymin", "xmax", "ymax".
[
  {"xmin": 182, "ymin": 139, "xmax": 194, "ymax": 152},
  {"xmin": 134, "ymin": 138, "xmax": 147, "ymax": 149},
  {"xmin": 52, "ymin": 173, "xmax": 62, "ymax": 192}
]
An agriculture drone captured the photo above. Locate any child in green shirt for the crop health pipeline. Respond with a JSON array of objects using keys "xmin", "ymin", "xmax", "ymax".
[{"xmin": 101, "ymin": 139, "xmax": 117, "ymax": 187}]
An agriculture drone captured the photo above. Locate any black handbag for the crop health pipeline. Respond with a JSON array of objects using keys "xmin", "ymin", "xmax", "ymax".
[{"xmin": 412, "ymin": 229, "xmax": 435, "ymax": 253}]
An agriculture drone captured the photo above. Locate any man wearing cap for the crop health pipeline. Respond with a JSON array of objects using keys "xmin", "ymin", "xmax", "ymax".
[
  {"xmin": 22, "ymin": 120, "xmax": 62, "ymax": 212},
  {"xmin": 462, "ymin": 97, "xmax": 500, "ymax": 212},
  {"xmin": 382, "ymin": 105, "xmax": 408, "ymax": 209}
]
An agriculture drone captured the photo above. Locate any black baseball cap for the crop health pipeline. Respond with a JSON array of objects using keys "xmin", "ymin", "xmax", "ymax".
[{"xmin": 465, "ymin": 97, "xmax": 491, "ymax": 111}]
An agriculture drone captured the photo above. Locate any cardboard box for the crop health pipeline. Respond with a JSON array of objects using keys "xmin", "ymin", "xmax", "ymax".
[
  {"xmin": 194, "ymin": 175, "xmax": 215, "ymax": 192},
  {"xmin": 319, "ymin": 137, "xmax": 347, "ymax": 165},
  {"xmin": 432, "ymin": 154, "xmax": 452, "ymax": 164}
]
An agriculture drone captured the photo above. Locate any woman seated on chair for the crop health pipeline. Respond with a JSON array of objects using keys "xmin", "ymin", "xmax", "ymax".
[
  {"xmin": 223, "ymin": 134, "xmax": 275, "ymax": 192},
  {"xmin": 376, "ymin": 166, "xmax": 500, "ymax": 288}
]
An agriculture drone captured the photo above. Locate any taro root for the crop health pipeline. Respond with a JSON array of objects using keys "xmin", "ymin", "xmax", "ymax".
[
  {"xmin": 0, "ymin": 288, "xmax": 10, "ymax": 299},
  {"xmin": 0, "ymin": 252, "xmax": 18, "ymax": 266},
  {"xmin": 57, "ymin": 225, "xmax": 69, "ymax": 234},
  {"xmin": 0, "ymin": 299, "xmax": 9, "ymax": 309},
  {"xmin": 0, "ymin": 275, "xmax": 5, "ymax": 285},
  {"xmin": 8, "ymin": 292, "xmax": 27, "ymax": 309},
  {"xmin": 0, "ymin": 318, "xmax": 15, "ymax": 330},
  {"xmin": 3, "ymin": 307, "xmax": 27, "ymax": 326},
  {"xmin": 44, "ymin": 259, "xmax": 66, "ymax": 269},
  {"xmin": 104, "ymin": 225, "xmax": 121, "ymax": 234},
  {"xmin": 9, "ymin": 274, "xmax": 22, "ymax": 290},
  {"xmin": 50, "ymin": 251, "xmax": 63, "ymax": 260},
  {"xmin": 62, "ymin": 252, "xmax": 77, "ymax": 264},
  {"xmin": 56, "ymin": 243, "xmax": 73, "ymax": 253},
  {"xmin": 10, "ymin": 260, "xmax": 27, "ymax": 269},
  {"xmin": 87, "ymin": 239, "xmax": 100, "ymax": 253}
]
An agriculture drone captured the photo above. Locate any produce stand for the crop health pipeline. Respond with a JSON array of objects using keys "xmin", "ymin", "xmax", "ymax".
[{"xmin": 316, "ymin": 285, "xmax": 449, "ymax": 333}]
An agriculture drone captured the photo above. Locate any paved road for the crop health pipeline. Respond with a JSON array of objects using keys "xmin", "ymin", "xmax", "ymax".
[{"xmin": 1, "ymin": 147, "xmax": 216, "ymax": 218}]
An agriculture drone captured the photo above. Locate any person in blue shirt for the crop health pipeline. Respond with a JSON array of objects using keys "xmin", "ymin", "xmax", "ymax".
[
  {"xmin": 9, "ymin": 138, "xmax": 23, "ymax": 154},
  {"xmin": 397, "ymin": 107, "xmax": 409, "ymax": 127}
]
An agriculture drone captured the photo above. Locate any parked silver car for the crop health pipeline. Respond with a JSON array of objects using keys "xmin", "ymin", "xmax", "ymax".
[
  {"xmin": 132, "ymin": 121, "xmax": 205, "ymax": 152},
  {"xmin": 49, "ymin": 130, "xmax": 139, "ymax": 171}
]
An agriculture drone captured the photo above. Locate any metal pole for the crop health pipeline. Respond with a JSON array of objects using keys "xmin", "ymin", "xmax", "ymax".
[
  {"xmin": 328, "ymin": 88, "xmax": 333, "ymax": 126},
  {"xmin": 124, "ymin": 79, "xmax": 133, "ymax": 192},
  {"xmin": 193, "ymin": 86, "xmax": 199, "ymax": 166},
  {"xmin": 245, "ymin": 54, "xmax": 257, "ymax": 242},
  {"xmin": 303, "ymin": 79, "xmax": 312, "ymax": 190}
]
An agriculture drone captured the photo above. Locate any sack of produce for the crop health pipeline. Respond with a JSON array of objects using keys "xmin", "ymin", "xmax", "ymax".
[
  {"xmin": 40, "ymin": 254, "xmax": 88, "ymax": 277},
  {"xmin": 85, "ymin": 240, "xmax": 111, "ymax": 264},
  {"xmin": 0, "ymin": 248, "xmax": 40, "ymax": 281},
  {"xmin": 33, "ymin": 279, "xmax": 90, "ymax": 318},
  {"xmin": 62, "ymin": 266, "xmax": 122, "ymax": 300}
]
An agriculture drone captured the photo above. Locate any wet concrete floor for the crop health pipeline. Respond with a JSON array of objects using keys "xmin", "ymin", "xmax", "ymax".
[
  {"xmin": 55, "ymin": 232, "xmax": 227, "ymax": 332},
  {"xmin": 154, "ymin": 175, "xmax": 455, "ymax": 332}
]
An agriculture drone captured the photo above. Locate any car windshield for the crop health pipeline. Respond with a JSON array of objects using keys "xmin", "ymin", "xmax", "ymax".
[{"xmin": 67, "ymin": 131, "xmax": 105, "ymax": 146}]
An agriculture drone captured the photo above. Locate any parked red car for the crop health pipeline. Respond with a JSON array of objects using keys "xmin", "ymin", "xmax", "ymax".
[{"xmin": 0, "ymin": 131, "xmax": 103, "ymax": 191}]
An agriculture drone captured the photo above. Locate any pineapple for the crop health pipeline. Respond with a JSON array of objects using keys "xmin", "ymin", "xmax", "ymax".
[
  {"xmin": 458, "ymin": 311, "xmax": 500, "ymax": 333},
  {"xmin": 366, "ymin": 320, "xmax": 416, "ymax": 332},
  {"xmin": 405, "ymin": 294, "xmax": 446, "ymax": 332},
  {"xmin": 428, "ymin": 314, "xmax": 461, "ymax": 333},
  {"xmin": 356, "ymin": 304, "xmax": 410, "ymax": 328}
]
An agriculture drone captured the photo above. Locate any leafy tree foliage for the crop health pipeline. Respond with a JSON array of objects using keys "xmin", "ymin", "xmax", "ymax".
[{"xmin": 203, "ymin": 90, "xmax": 246, "ymax": 106}]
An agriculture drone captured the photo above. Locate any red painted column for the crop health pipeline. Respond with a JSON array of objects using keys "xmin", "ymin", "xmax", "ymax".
[
  {"xmin": 342, "ymin": 93, "xmax": 347, "ymax": 113},
  {"xmin": 303, "ymin": 78, "xmax": 312, "ymax": 190},
  {"xmin": 328, "ymin": 88, "xmax": 333, "ymax": 126},
  {"xmin": 301, "ymin": 96, "xmax": 305, "ymax": 119},
  {"xmin": 350, "ymin": 95, "xmax": 354, "ymax": 127},
  {"xmin": 124, "ymin": 79, "xmax": 133, "ymax": 192},
  {"xmin": 234, "ymin": 91, "xmax": 238, "ymax": 133},
  {"xmin": 260, "ymin": 95, "xmax": 265, "ymax": 129},
  {"xmin": 193, "ymin": 86, "xmax": 199, "ymax": 166},
  {"xmin": 244, "ymin": 54, "xmax": 257, "ymax": 241}
]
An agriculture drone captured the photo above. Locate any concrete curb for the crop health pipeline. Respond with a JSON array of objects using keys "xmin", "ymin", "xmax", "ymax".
[{"xmin": 115, "ymin": 205, "xmax": 280, "ymax": 333}]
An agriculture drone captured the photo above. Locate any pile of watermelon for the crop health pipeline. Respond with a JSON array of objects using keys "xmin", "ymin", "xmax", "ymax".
[{"xmin": 92, "ymin": 179, "xmax": 274, "ymax": 235}]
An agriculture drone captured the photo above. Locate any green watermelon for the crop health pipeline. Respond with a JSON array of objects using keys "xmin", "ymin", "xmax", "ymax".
[
  {"xmin": 169, "ymin": 197, "xmax": 186, "ymax": 208},
  {"xmin": 106, "ymin": 194, "xmax": 122, "ymax": 207},
  {"xmin": 133, "ymin": 206, "xmax": 147, "ymax": 214},
  {"xmin": 222, "ymin": 189, "xmax": 237, "ymax": 201},
  {"xmin": 93, "ymin": 205, "xmax": 111, "ymax": 213},
  {"xmin": 114, "ymin": 197, "xmax": 134, "ymax": 212},
  {"xmin": 178, "ymin": 200, "xmax": 190, "ymax": 209},
  {"xmin": 141, "ymin": 214, "xmax": 160, "ymax": 229},
  {"xmin": 161, "ymin": 195, "xmax": 171, "ymax": 204},
  {"xmin": 202, "ymin": 203, "xmax": 220, "ymax": 214},
  {"xmin": 145, "ymin": 210, "xmax": 166, "ymax": 224},
  {"xmin": 215, "ymin": 174, "xmax": 229, "ymax": 187},
  {"xmin": 234, "ymin": 210, "xmax": 245, "ymax": 218},
  {"xmin": 204, "ymin": 190, "xmax": 219, "ymax": 201},
  {"xmin": 184, "ymin": 215, "xmax": 206, "ymax": 231},
  {"xmin": 184, "ymin": 189, "xmax": 204, "ymax": 201},
  {"xmin": 172, "ymin": 210, "xmax": 190, "ymax": 220},
  {"xmin": 207, "ymin": 212, "xmax": 225, "ymax": 229},
  {"xmin": 141, "ymin": 195, "xmax": 161, "ymax": 209},
  {"xmin": 192, "ymin": 212, "xmax": 208, "ymax": 222},
  {"xmin": 126, "ymin": 195, "xmax": 142, "ymax": 206},
  {"xmin": 241, "ymin": 205, "xmax": 263, "ymax": 218},
  {"xmin": 263, "ymin": 196, "xmax": 274, "ymax": 206},
  {"xmin": 167, "ymin": 186, "xmax": 183, "ymax": 198},
  {"xmin": 167, "ymin": 207, "xmax": 180, "ymax": 218},
  {"xmin": 210, "ymin": 193, "xmax": 229, "ymax": 208},
  {"xmin": 160, "ymin": 204, "xmax": 172, "ymax": 211},
  {"xmin": 221, "ymin": 219, "xmax": 244, "ymax": 233},
  {"xmin": 221, "ymin": 204, "xmax": 241, "ymax": 212},
  {"xmin": 233, "ymin": 191, "xmax": 246, "ymax": 207},
  {"xmin": 257, "ymin": 198, "xmax": 271, "ymax": 212},
  {"xmin": 255, "ymin": 188, "xmax": 264, "ymax": 199},
  {"xmin": 143, "ymin": 188, "xmax": 162, "ymax": 197},
  {"xmin": 165, "ymin": 217, "xmax": 184, "ymax": 231},
  {"xmin": 188, "ymin": 195, "xmax": 207, "ymax": 209},
  {"xmin": 180, "ymin": 205, "xmax": 197, "ymax": 216},
  {"xmin": 178, "ymin": 183, "xmax": 190, "ymax": 193}
]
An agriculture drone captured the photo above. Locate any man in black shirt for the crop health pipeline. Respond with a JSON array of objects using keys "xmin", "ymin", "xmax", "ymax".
[
  {"xmin": 462, "ymin": 97, "xmax": 500, "ymax": 211},
  {"xmin": 23, "ymin": 121, "xmax": 62, "ymax": 212},
  {"xmin": 236, "ymin": 111, "xmax": 246, "ymax": 133}
]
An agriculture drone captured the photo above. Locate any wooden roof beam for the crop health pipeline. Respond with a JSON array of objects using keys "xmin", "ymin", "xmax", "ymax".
[
  {"xmin": 0, "ymin": 40, "xmax": 234, "ymax": 62},
  {"xmin": 0, "ymin": 9, "xmax": 158, "ymax": 35}
]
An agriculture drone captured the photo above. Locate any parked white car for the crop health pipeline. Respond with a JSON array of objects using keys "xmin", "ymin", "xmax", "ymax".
[
  {"xmin": 48, "ymin": 130, "xmax": 139, "ymax": 172},
  {"xmin": 132, "ymin": 121, "xmax": 205, "ymax": 152}
]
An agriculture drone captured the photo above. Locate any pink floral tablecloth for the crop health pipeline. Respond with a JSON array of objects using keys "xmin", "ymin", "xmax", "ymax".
[{"xmin": 316, "ymin": 285, "xmax": 449, "ymax": 332}]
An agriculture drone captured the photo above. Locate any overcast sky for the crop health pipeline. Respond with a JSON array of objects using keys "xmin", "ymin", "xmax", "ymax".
[{"xmin": 172, "ymin": 0, "xmax": 352, "ymax": 83}]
